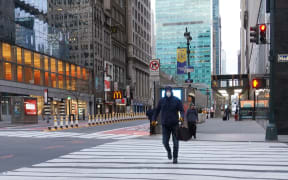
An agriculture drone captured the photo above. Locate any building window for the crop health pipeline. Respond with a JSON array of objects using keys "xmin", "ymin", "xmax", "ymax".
[
  {"xmin": 82, "ymin": 68, "xmax": 86, "ymax": 80},
  {"xmin": 2, "ymin": 43, "xmax": 12, "ymax": 61},
  {"xmin": 58, "ymin": 60, "xmax": 63, "ymax": 74},
  {"xmin": 17, "ymin": 47, "xmax": 22, "ymax": 64},
  {"xmin": 71, "ymin": 64, "xmax": 76, "ymax": 77},
  {"xmin": 34, "ymin": 53, "xmax": 41, "ymax": 69},
  {"xmin": 77, "ymin": 66, "xmax": 81, "ymax": 79},
  {"xmin": 24, "ymin": 50, "xmax": 32, "ymax": 66},
  {"xmin": 45, "ymin": 72, "xmax": 49, "ymax": 86},
  {"xmin": 44, "ymin": 56, "xmax": 49, "ymax": 71},
  {"xmin": 34, "ymin": 69, "xmax": 41, "ymax": 85},
  {"xmin": 66, "ymin": 63, "xmax": 70, "ymax": 76},
  {"xmin": 58, "ymin": 75, "xmax": 64, "ymax": 89},
  {"xmin": 17, "ymin": 66, "xmax": 23, "ymax": 82},
  {"xmin": 24, "ymin": 67, "xmax": 33, "ymax": 84},
  {"xmin": 51, "ymin": 58, "xmax": 56, "ymax": 72},
  {"xmin": 4, "ymin": 63, "xmax": 12, "ymax": 80},
  {"xmin": 71, "ymin": 78, "xmax": 76, "ymax": 91},
  {"xmin": 51, "ymin": 73, "xmax": 57, "ymax": 88},
  {"xmin": 66, "ymin": 77, "xmax": 71, "ymax": 90}
]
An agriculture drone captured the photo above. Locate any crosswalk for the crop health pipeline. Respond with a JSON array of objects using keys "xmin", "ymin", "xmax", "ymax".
[
  {"xmin": 1, "ymin": 139, "xmax": 288, "ymax": 179},
  {"xmin": 0, "ymin": 131, "xmax": 144, "ymax": 140}
]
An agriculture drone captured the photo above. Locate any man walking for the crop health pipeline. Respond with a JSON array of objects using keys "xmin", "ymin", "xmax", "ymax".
[{"xmin": 152, "ymin": 86, "xmax": 184, "ymax": 164}]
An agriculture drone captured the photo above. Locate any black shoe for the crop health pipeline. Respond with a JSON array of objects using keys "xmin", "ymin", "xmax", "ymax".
[
  {"xmin": 173, "ymin": 158, "xmax": 178, "ymax": 164},
  {"xmin": 167, "ymin": 152, "xmax": 172, "ymax": 160}
]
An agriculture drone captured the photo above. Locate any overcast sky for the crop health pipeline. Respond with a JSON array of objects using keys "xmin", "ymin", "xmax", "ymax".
[{"xmin": 151, "ymin": 0, "xmax": 241, "ymax": 74}]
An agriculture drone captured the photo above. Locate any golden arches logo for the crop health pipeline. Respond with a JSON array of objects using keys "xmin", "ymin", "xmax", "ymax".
[{"xmin": 113, "ymin": 91, "xmax": 122, "ymax": 99}]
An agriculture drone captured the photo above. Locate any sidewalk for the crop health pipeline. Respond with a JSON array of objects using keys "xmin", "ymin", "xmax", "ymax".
[{"xmin": 145, "ymin": 118, "xmax": 266, "ymax": 142}]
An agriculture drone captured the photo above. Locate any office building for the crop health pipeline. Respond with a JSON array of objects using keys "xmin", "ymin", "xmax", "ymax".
[
  {"xmin": 213, "ymin": 0, "xmax": 221, "ymax": 75},
  {"xmin": 126, "ymin": 0, "xmax": 152, "ymax": 112},
  {"xmin": 156, "ymin": 0, "xmax": 212, "ymax": 95}
]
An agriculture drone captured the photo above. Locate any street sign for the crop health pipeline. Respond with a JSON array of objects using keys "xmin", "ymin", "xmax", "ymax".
[
  {"xmin": 278, "ymin": 54, "xmax": 288, "ymax": 62},
  {"xmin": 149, "ymin": 59, "xmax": 160, "ymax": 76},
  {"xmin": 44, "ymin": 89, "xmax": 48, "ymax": 104},
  {"xmin": 185, "ymin": 66, "xmax": 194, "ymax": 73}
]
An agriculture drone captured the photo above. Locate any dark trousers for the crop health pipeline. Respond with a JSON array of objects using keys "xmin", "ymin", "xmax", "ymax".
[
  {"xmin": 162, "ymin": 125, "xmax": 179, "ymax": 159},
  {"xmin": 188, "ymin": 121, "xmax": 197, "ymax": 137}
]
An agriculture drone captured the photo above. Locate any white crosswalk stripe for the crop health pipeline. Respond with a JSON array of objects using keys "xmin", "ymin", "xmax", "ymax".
[
  {"xmin": 1, "ymin": 139, "xmax": 288, "ymax": 179},
  {"xmin": 0, "ymin": 131, "xmax": 144, "ymax": 140}
]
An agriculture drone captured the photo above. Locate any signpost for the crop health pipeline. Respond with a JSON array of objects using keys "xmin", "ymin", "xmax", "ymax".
[{"xmin": 149, "ymin": 59, "xmax": 160, "ymax": 76}]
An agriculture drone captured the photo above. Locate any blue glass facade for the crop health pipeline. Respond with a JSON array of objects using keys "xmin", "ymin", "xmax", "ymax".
[
  {"xmin": 213, "ymin": 0, "xmax": 221, "ymax": 75},
  {"xmin": 156, "ymin": 0, "xmax": 212, "ymax": 92}
]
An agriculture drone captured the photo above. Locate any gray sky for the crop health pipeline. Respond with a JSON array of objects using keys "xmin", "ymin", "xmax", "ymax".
[
  {"xmin": 220, "ymin": 0, "xmax": 241, "ymax": 74},
  {"xmin": 152, "ymin": 0, "xmax": 241, "ymax": 74}
]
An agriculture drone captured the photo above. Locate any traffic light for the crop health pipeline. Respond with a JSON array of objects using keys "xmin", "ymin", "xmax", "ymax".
[
  {"xmin": 250, "ymin": 26, "xmax": 259, "ymax": 44},
  {"xmin": 252, "ymin": 78, "xmax": 266, "ymax": 89},
  {"xmin": 259, "ymin": 24, "xmax": 267, "ymax": 44}
]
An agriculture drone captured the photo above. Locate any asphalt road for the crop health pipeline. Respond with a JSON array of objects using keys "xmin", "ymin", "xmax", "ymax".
[{"xmin": 0, "ymin": 120, "xmax": 148, "ymax": 173}]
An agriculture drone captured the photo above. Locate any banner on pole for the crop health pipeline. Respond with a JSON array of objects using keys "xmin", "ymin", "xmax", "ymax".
[{"xmin": 177, "ymin": 48, "xmax": 187, "ymax": 74}]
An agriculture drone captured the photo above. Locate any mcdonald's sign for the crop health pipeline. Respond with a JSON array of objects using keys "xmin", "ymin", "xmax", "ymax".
[{"xmin": 113, "ymin": 91, "xmax": 122, "ymax": 99}]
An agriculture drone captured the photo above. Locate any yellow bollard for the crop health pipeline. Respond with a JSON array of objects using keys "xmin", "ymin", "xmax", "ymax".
[{"xmin": 54, "ymin": 115, "xmax": 58, "ymax": 130}]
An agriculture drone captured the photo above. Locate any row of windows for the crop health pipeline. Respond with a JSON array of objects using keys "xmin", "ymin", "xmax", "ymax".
[{"xmin": 0, "ymin": 42, "xmax": 89, "ymax": 91}]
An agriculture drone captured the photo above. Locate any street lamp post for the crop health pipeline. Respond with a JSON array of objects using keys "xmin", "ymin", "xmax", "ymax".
[{"xmin": 184, "ymin": 27, "xmax": 192, "ymax": 81}]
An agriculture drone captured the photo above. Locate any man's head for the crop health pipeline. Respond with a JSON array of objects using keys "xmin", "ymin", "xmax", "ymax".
[{"xmin": 165, "ymin": 86, "xmax": 173, "ymax": 98}]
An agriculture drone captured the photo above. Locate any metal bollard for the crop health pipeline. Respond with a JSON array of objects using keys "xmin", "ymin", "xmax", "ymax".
[
  {"xmin": 95, "ymin": 114, "xmax": 99, "ymax": 125},
  {"xmin": 47, "ymin": 116, "xmax": 52, "ymax": 130},
  {"xmin": 75, "ymin": 115, "xmax": 79, "ymax": 128},
  {"xmin": 70, "ymin": 115, "xmax": 74, "ymax": 128},
  {"xmin": 88, "ymin": 114, "xmax": 91, "ymax": 126},
  {"xmin": 92, "ymin": 115, "xmax": 95, "ymax": 126},
  {"xmin": 65, "ymin": 115, "xmax": 69, "ymax": 128},
  {"xmin": 54, "ymin": 115, "xmax": 58, "ymax": 130},
  {"xmin": 112, "ymin": 113, "xmax": 115, "ymax": 124},
  {"xmin": 60, "ymin": 116, "xmax": 64, "ymax": 129}
]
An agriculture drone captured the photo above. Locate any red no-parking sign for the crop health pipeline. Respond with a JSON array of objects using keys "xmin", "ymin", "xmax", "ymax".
[{"xmin": 149, "ymin": 59, "xmax": 160, "ymax": 76}]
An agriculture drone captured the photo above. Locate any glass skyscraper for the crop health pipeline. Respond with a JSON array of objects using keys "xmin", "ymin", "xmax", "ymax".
[
  {"xmin": 156, "ymin": 0, "xmax": 212, "ymax": 94},
  {"xmin": 213, "ymin": 0, "xmax": 221, "ymax": 75}
]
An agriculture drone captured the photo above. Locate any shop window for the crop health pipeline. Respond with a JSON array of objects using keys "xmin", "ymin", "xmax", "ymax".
[
  {"xmin": 4, "ymin": 63, "xmax": 12, "ymax": 80},
  {"xmin": 58, "ymin": 60, "xmax": 63, "ymax": 74},
  {"xmin": 34, "ymin": 53, "xmax": 41, "ymax": 69},
  {"xmin": 24, "ymin": 67, "xmax": 33, "ymax": 84},
  {"xmin": 17, "ymin": 66, "xmax": 23, "ymax": 82},
  {"xmin": 71, "ymin": 64, "xmax": 76, "ymax": 77},
  {"xmin": 82, "ymin": 68, "xmax": 86, "ymax": 80},
  {"xmin": 2, "ymin": 43, "xmax": 12, "ymax": 61},
  {"xmin": 77, "ymin": 66, "xmax": 81, "ymax": 79},
  {"xmin": 51, "ymin": 73, "xmax": 57, "ymax": 88},
  {"xmin": 66, "ymin": 77, "xmax": 71, "ymax": 90},
  {"xmin": 58, "ymin": 75, "xmax": 64, "ymax": 89},
  {"xmin": 51, "ymin": 58, "xmax": 56, "ymax": 72},
  {"xmin": 45, "ymin": 72, "xmax": 50, "ymax": 86},
  {"xmin": 71, "ymin": 78, "xmax": 76, "ymax": 91},
  {"xmin": 44, "ymin": 56, "xmax": 49, "ymax": 71},
  {"xmin": 17, "ymin": 47, "xmax": 22, "ymax": 64},
  {"xmin": 34, "ymin": 70, "xmax": 41, "ymax": 85},
  {"xmin": 66, "ymin": 63, "xmax": 70, "ymax": 76},
  {"xmin": 24, "ymin": 50, "xmax": 32, "ymax": 66}
]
